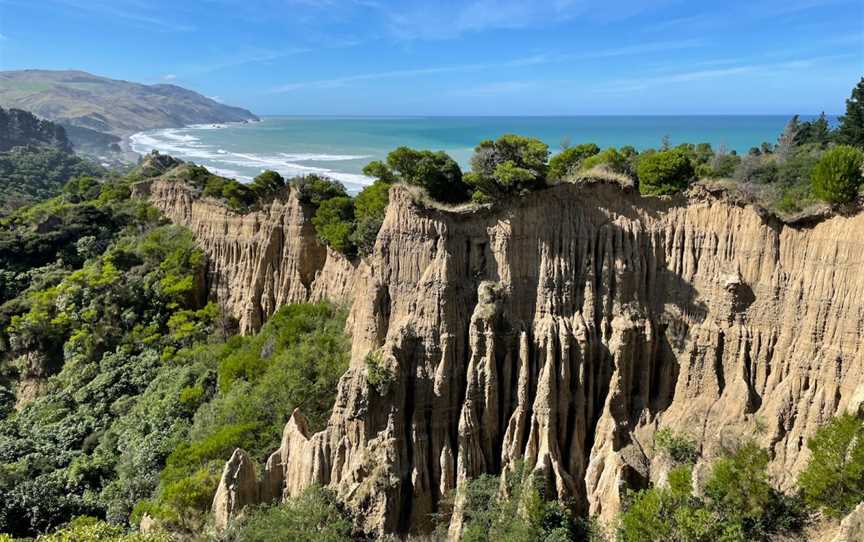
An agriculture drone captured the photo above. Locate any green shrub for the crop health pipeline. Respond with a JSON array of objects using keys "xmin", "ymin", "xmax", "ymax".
[
  {"xmin": 350, "ymin": 179, "xmax": 390, "ymax": 256},
  {"xmin": 291, "ymin": 175, "xmax": 347, "ymax": 206},
  {"xmin": 465, "ymin": 134, "xmax": 549, "ymax": 199},
  {"xmin": 580, "ymin": 147, "xmax": 631, "ymax": 175},
  {"xmin": 636, "ymin": 149, "xmax": 695, "ymax": 195},
  {"xmin": 34, "ymin": 515, "xmax": 171, "ymax": 541},
  {"xmin": 222, "ymin": 486, "xmax": 354, "ymax": 542},
  {"xmin": 548, "ymin": 143, "xmax": 600, "ymax": 180},
  {"xmin": 311, "ymin": 196, "xmax": 356, "ymax": 255},
  {"xmin": 705, "ymin": 441, "xmax": 773, "ymax": 523},
  {"xmin": 380, "ymin": 147, "xmax": 468, "ymax": 203},
  {"xmin": 810, "ymin": 145, "xmax": 864, "ymax": 204},
  {"xmin": 798, "ymin": 413, "xmax": 864, "ymax": 518},
  {"xmin": 654, "ymin": 428, "xmax": 699, "ymax": 464},
  {"xmin": 249, "ymin": 170, "xmax": 285, "ymax": 197},
  {"xmin": 618, "ymin": 442, "xmax": 806, "ymax": 542},
  {"xmin": 365, "ymin": 349, "xmax": 394, "ymax": 396},
  {"xmin": 454, "ymin": 462, "xmax": 592, "ymax": 542}
]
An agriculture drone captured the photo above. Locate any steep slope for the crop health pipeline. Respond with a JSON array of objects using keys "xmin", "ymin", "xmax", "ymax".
[
  {"xmin": 0, "ymin": 70, "xmax": 258, "ymax": 146},
  {"xmin": 0, "ymin": 106, "xmax": 71, "ymax": 152},
  {"xmin": 139, "ymin": 178, "xmax": 864, "ymax": 536}
]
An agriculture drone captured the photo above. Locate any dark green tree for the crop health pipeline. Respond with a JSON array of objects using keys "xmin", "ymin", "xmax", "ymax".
[
  {"xmin": 350, "ymin": 179, "xmax": 391, "ymax": 255},
  {"xmin": 636, "ymin": 149, "xmax": 695, "ymax": 195},
  {"xmin": 811, "ymin": 145, "xmax": 864, "ymax": 203},
  {"xmin": 836, "ymin": 78, "xmax": 864, "ymax": 148},
  {"xmin": 547, "ymin": 142, "xmax": 600, "ymax": 180},
  {"xmin": 249, "ymin": 170, "xmax": 285, "ymax": 197},
  {"xmin": 465, "ymin": 134, "xmax": 549, "ymax": 199},
  {"xmin": 311, "ymin": 196, "xmax": 356, "ymax": 254},
  {"xmin": 798, "ymin": 112, "xmax": 832, "ymax": 147},
  {"xmin": 798, "ymin": 414, "xmax": 864, "ymax": 518},
  {"xmin": 382, "ymin": 147, "xmax": 468, "ymax": 203}
]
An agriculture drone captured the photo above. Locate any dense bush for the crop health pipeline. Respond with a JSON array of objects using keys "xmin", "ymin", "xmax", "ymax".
[
  {"xmin": 1, "ymin": 515, "xmax": 171, "ymax": 541},
  {"xmin": 302, "ymin": 175, "xmax": 390, "ymax": 258},
  {"xmin": 836, "ymin": 78, "xmax": 864, "ymax": 148},
  {"xmin": 547, "ymin": 143, "xmax": 599, "ymax": 180},
  {"xmin": 136, "ymin": 302, "xmax": 350, "ymax": 530},
  {"xmin": 465, "ymin": 134, "xmax": 549, "ymax": 200},
  {"xmin": 798, "ymin": 413, "xmax": 864, "ymax": 518},
  {"xmin": 291, "ymin": 174, "xmax": 348, "ymax": 205},
  {"xmin": 810, "ymin": 145, "xmax": 864, "ymax": 204},
  {"xmin": 311, "ymin": 196, "xmax": 356, "ymax": 255},
  {"xmin": 618, "ymin": 441, "xmax": 805, "ymax": 542},
  {"xmin": 0, "ymin": 146, "xmax": 105, "ymax": 212},
  {"xmin": 366, "ymin": 146, "xmax": 468, "ymax": 203},
  {"xmin": 654, "ymin": 428, "xmax": 699, "ymax": 464},
  {"xmin": 248, "ymin": 170, "xmax": 285, "ymax": 198},
  {"xmin": 221, "ymin": 486, "xmax": 354, "ymax": 542},
  {"xmin": 452, "ymin": 462, "xmax": 597, "ymax": 542},
  {"xmin": 350, "ymin": 179, "xmax": 390, "ymax": 255},
  {"xmin": 636, "ymin": 149, "xmax": 695, "ymax": 195},
  {"xmin": 580, "ymin": 147, "xmax": 632, "ymax": 176}
]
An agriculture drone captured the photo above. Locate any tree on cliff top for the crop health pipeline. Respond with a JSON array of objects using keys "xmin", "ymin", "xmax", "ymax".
[
  {"xmin": 465, "ymin": 134, "xmax": 549, "ymax": 200},
  {"xmin": 810, "ymin": 145, "xmax": 864, "ymax": 204},
  {"xmin": 364, "ymin": 146, "xmax": 468, "ymax": 203},
  {"xmin": 636, "ymin": 149, "xmax": 695, "ymax": 196},
  {"xmin": 836, "ymin": 78, "xmax": 864, "ymax": 148}
]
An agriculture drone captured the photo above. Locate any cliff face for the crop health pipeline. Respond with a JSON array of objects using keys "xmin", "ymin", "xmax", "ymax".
[
  {"xmin": 134, "ymin": 179, "xmax": 357, "ymax": 333},
  {"xmin": 140, "ymin": 179, "xmax": 864, "ymax": 535}
]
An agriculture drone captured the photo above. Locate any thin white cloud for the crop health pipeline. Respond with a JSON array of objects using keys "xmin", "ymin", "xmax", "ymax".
[
  {"xmin": 381, "ymin": 0, "xmax": 675, "ymax": 40},
  {"xmin": 161, "ymin": 73, "xmax": 177, "ymax": 81},
  {"xmin": 271, "ymin": 40, "xmax": 702, "ymax": 93},
  {"xmin": 600, "ymin": 54, "xmax": 857, "ymax": 93},
  {"xmin": 50, "ymin": 0, "xmax": 194, "ymax": 32},
  {"xmin": 176, "ymin": 47, "xmax": 312, "ymax": 78}
]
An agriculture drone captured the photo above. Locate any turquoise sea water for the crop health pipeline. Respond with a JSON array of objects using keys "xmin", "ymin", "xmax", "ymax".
[{"xmin": 130, "ymin": 115, "xmax": 798, "ymax": 192}]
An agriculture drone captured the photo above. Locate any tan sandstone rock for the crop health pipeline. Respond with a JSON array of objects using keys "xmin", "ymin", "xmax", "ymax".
[
  {"xmin": 212, "ymin": 448, "xmax": 259, "ymax": 530},
  {"xmin": 142, "ymin": 178, "xmax": 864, "ymax": 537}
]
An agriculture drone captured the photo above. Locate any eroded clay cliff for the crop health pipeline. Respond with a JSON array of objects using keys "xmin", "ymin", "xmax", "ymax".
[{"xmin": 137, "ymin": 177, "xmax": 864, "ymax": 537}]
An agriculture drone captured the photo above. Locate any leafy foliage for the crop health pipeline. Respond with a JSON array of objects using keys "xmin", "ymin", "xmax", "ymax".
[
  {"xmin": 0, "ymin": 146, "xmax": 105, "ymax": 213},
  {"xmin": 312, "ymin": 196, "xmax": 357, "ymax": 255},
  {"xmin": 547, "ymin": 143, "xmax": 600, "ymax": 180},
  {"xmin": 452, "ymin": 462, "xmax": 598, "ymax": 542},
  {"xmin": 798, "ymin": 413, "xmax": 864, "ymax": 518},
  {"xmin": 810, "ymin": 145, "xmax": 864, "ymax": 204},
  {"xmin": 654, "ymin": 428, "xmax": 699, "ymax": 464},
  {"xmin": 367, "ymin": 146, "xmax": 468, "ymax": 203},
  {"xmin": 636, "ymin": 149, "xmax": 695, "ymax": 196},
  {"xmin": 364, "ymin": 349, "xmax": 394, "ymax": 396},
  {"xmin": 836, "ymin": 77, "xmax": 864, "ymax": 148},
  {"xmin": 617, "ymin": 442, "xmax": 806, "ymax": 542},
  {"xmin": 139, "ymin": 302, "xmax": 349, "ymax": 530},
  {"xmin": 220, "ymin": 486, "xmax": 355, "ymax": 542},
  {"xmin": 465, "ymin": 134, "xmax": 550, "ymax": 200}
]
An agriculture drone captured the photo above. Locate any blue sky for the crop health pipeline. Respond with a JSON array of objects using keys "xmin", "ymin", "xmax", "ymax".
[{"xmin": 0, "ymin": 0, "xmax": 862, "ymax": 115}]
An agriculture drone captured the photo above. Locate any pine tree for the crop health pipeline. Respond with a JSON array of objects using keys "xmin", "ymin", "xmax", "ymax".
[
  {"xmin": 776, "ymin": 115, "xmax": 800, "ymax": 162},
  {"xmin": 836, "ymin": 78, "xmax": 864, "ymax": 148}
]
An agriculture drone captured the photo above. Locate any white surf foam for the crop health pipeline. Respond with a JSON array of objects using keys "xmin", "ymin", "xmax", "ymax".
[{"xmin": 129, "ymin": 125, "xmax": 375, "ymax": 191}]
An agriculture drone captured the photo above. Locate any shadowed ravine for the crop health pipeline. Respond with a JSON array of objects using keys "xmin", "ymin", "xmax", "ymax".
[{"xmin": 134, "ymin": 178, "xmax": 864, "ymax": 537}]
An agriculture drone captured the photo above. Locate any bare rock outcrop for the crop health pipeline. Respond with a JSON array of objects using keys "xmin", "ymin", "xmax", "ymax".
[
  {"xmin": 141, "ymin": 179, "xmax": 864, "ymax": 537},
  {"xmin": 133, "ymin": 179, "xmax": 357, "ymax": 334},
  {"xmin": 212, "ymin": 449, "xmax": 259, "ymax": 530}
]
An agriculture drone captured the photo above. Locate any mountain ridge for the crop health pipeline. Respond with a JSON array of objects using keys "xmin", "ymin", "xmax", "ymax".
[{"xmin": 0, "ymin": 69, "xmax": 259, "ymax": 155}]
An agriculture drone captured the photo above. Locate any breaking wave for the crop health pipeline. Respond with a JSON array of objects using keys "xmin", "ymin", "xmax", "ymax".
[{"xmin": 129, "ymin": 124, "xmax": 374, "ymax": 191}]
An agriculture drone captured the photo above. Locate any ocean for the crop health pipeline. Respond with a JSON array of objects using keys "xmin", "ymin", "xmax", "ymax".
[{"xmin": 130, "ymin": 115, "xmax": 797, "ymax": 192}]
